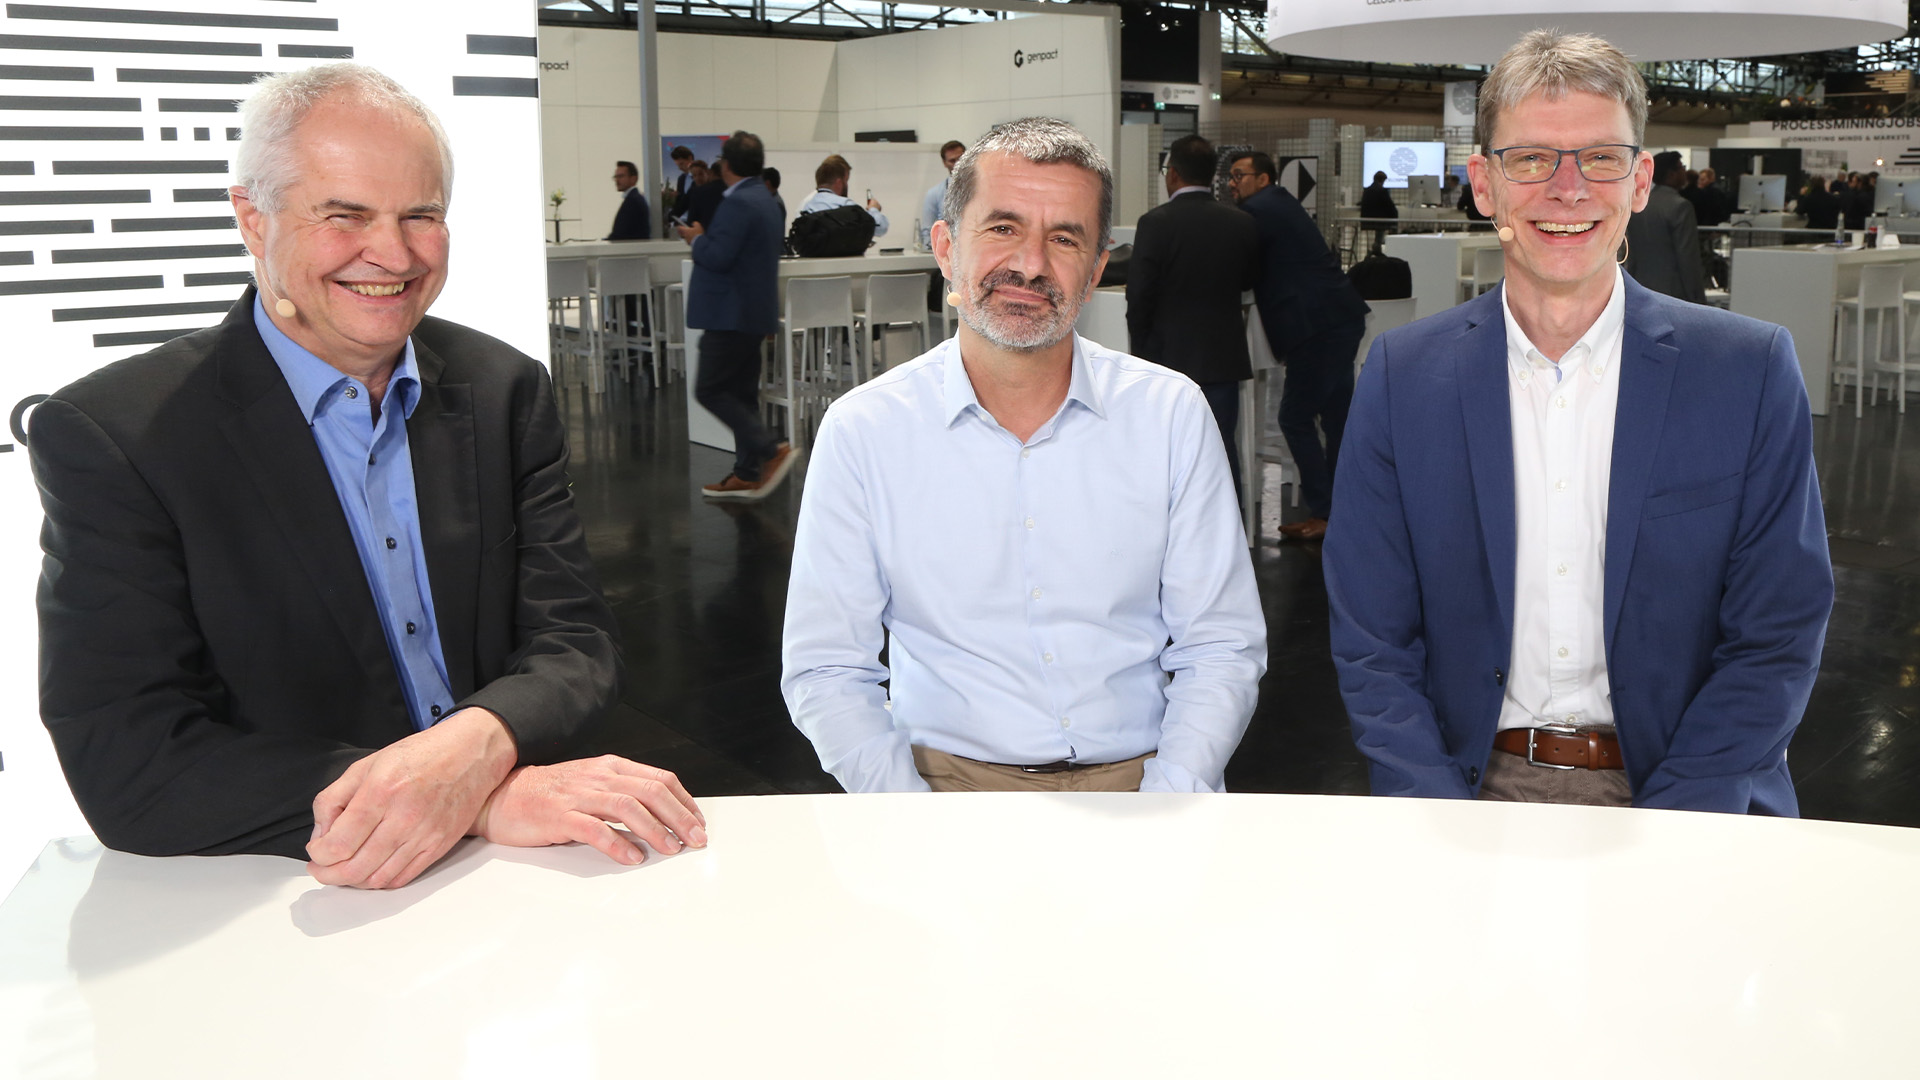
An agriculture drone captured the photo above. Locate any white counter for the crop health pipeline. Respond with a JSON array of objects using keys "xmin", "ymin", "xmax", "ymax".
[
  {"xmin": 5, "ymin": 792, "xmax": 1918, "ymax": 1077},
  {"xmin": 1384, "ymin": 232, "xmax": 1504, "ymax": 321},
  {"xmin": 1729, "ymin": 242, "xmax": 1920, "ymax": 415}
]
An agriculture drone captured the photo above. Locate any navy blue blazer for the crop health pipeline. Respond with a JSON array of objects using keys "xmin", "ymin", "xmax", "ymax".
[
  {"xmin": 1324, "ymin": 276, "xmax": 1833, "ymax": 815},
  {"xmin": 687, "ymin": 178, "xmax": 783, "ymax": 336},
  {"xmin": 1240, "ymin": 183, "xmax": 1368, "ymax": 355}
]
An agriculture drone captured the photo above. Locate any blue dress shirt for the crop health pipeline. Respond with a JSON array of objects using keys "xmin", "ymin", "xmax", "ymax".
[
  {"xmin": 798, "ymin": 188, "xmax": 890, "ymax": 238},
  {"xmin": 781, "ymin": 334, "xmax": 1267, "ymax": 792},
  {"xmin": 919, "ymin": 176, "xmax": 947, "ymax": 249},
  {"xmin": 253, "ymin": 297, "xmax": 455, "ymax": 731}
]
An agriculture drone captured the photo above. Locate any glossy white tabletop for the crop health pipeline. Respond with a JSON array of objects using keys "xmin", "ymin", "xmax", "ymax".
[{"xmin": 4, "ymin": 793, "xmax": 1916, "ymax": 1077}]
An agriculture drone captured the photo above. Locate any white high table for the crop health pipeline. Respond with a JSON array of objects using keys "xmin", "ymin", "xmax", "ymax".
[
  {"xmin": 1385, "ymin": 232, "xmax": 1504, "ymax": 322},
  {"xmin": 5, "ymin": 792, "xmax": 1917, "ymax": 1077},
  {"xmin": 1729, "ymin": 242, "xmax": 1920, "ymax": 415}
]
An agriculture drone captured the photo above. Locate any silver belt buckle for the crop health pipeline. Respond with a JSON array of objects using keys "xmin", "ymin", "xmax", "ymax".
[{"xmin": 1528, "ymin": 722, "xmax": 1578, "ymax": 770}]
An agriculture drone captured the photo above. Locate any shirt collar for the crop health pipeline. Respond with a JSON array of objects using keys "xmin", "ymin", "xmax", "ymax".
[
  {"xmin": 1499, "ymin": 265, "xmax": 1625, "ymax": 386},
  {"xmin": 723, "ymin": 176, "xmax": 756, "ymax": 197},
  {"xmin": 940, "ymin": 333, "xmax": 1106, "ymax": 428},
  {"xmin": 1170, "ymin": 185, "xmax": 1211, "ymax": 199},
  {"xmin": 253, "ymin": 292, "xmax": 420, "ymax": 423}
]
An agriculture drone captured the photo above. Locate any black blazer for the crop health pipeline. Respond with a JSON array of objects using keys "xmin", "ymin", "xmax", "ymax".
[
  {"xmin": 1241, "ymin": 184, "xmax": 1369, "ymax": 356},
  {"xmin": 30, "ymin": 291, "xmax": 622, "ymax": 860},
  {"xmin": 607, "ymin": 187, "xmax": 651, "ymax": 240},
  {"xmin": 1625, "ymin": 184, "xmax": 1706, "ymax": 304},
  {"xmin": 1125, "ymin": 190, "xmax": 1260, "ymax": 383},
  {"xmin": 685, "ymin": 180, "xmax": 725, "ymax": 229}
]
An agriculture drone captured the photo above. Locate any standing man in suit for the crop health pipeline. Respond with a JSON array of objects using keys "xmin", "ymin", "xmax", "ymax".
[
  {"xmin": 683, "ymin": 160, "xmax": 726, "ymax": 230},
  {"xmin": 677, "ymin": 130, "xmax": 796, "ymax": 500},
  {"xmin": 1127, "ymin": 134, "xmax": 1259, "ymax": 493},
  {"xmin": 1228, "ymin": 150, "xmax": 1370, "ymax": 542},
  {"xmin": 606, "ymin": 159, "xmax": 651, "ymax": 240},
  {"xmin": 1325, "ymin": 30, "xmax": 1832, "ymax": 813},
  {"xmin": 1359, "ymin": 170, "xmax": 1398, "ymax": 253},
  {"xmin": 666, "ymin": 144, "xmax": 695, "ymax": 229},
  {"xmin": 1624, "ymin": 150, "xmax": 1705, "ymax": 303},
  {"xmin": 29, "ymin": 63, "xmax": 705, "ymax": 890}
]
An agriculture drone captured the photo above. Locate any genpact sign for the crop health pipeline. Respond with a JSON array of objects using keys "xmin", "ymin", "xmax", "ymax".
[{"xmin": 1013, "ymin": 48, "xmax": 1058, "ymax": 68}]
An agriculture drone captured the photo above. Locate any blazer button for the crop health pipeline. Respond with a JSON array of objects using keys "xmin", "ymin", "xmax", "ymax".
[
  {"xmin": 1469, "ymin": 766, "xmax": 1480, "ymax": 785},
  {"xmin": 1493, "ymin": 668, "xmax": 1505, "ymax": 685}
]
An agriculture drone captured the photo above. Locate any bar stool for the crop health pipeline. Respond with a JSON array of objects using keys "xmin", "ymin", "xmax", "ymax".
[
  {"xmin": 661, "ymin": 282, "xmax": 687, "ymax": 382},
  {"xmin": 777, "ymin": 276, "xmax": 856, "ymax": 447},
  {"xmin": 855, "ymin": 272, "xmax": 932, "ymax": 379},
  {"xmin": 545, "ymin": 258, "xmax": 598, "ymax": 391},
  {"xmin": 595, "ymin": 257, "xmax": 661, "ymax": 387},
  {"xmin": 1833, "ymin": 262, "xmax": 1905, "ymax": 418}
]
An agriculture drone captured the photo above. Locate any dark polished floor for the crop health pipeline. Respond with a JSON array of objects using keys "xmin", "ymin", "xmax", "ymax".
[{"xmin": 559, "ymin": 374, "xmax": 1920, "ymax": 827}]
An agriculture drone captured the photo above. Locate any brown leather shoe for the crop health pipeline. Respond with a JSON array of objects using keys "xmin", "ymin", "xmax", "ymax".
[
  {"xmin": 701, "ymin": 473, "xmax": 762, "ymax": 500},
  {"xmin": 1278, "ymin": 517, "xmax": 1328, "ymax": 541},
  {"xmin": 756, "ymin": 442, "xmax": 800, "ymax": 497}
]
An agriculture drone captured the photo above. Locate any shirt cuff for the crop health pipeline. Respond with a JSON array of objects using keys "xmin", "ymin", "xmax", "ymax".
[{"xmin": 1139, "ymin": 756, "xmax": 1222, "ymax": 793}]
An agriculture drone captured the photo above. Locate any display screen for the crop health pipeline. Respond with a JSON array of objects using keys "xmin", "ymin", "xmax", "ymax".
[{"xmin": 1362, "ymin": 141, "xmax": 1446, "ymax": 189}]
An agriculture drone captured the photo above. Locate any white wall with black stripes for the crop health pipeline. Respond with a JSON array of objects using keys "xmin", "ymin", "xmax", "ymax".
[{"xmin": 0, "ymin": 0, "xmax": 548, "ymax": 882}]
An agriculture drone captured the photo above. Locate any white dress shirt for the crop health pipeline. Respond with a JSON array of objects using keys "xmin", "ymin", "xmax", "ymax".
[
  {"xmin": 798, "ymin": 187, "xmax": 890, "ymax": 238},
  {"xmin": 919, "ymin": 177, "xmax": 947, "ymax": 249},
  {"xmin": 781, "ymin": 334, "xmax": 1267, "ymax": 792},
  {"xmin": 1497, "ymin": 267, "xmax": 1626, "ymax": 732}
]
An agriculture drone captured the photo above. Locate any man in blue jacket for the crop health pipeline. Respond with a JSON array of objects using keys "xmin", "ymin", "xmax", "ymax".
[
  {"xmin": 1325, "ymin": 29, "xmax": 1833, "ymax": 813},
  {"xmin": 678, "ymin": 130, "xmax": 796, "ymax": 499}
]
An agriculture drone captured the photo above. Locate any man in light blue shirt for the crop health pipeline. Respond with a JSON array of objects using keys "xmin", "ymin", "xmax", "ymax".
[
  {"xmin": 798, "ymin": 153, "xmax": 889, "ymax": 237},
  {"xmin": 782, "ymin": 119, "xmax": 1266, "ymax": 794},
  {"xmin": 918, "ymin": 139, "xmax": 965, "ymax": 249}
]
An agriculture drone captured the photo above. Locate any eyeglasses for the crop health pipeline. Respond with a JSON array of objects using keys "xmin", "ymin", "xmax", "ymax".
[
  {"xmin": 1487, "ymin": 144, "xmax": 1639, "ymax": 184},
  {"xmin": 1228, "ymin": 170, "xmax": 1255, "ymax": 182}
]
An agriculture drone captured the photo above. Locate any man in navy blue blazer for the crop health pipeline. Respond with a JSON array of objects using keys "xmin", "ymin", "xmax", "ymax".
[
  {"xmin": 678, "ymin": 130, "xmax": 797, "ymax": 500},
  {"xmin": 1325, "ymin": 30, "xmax": 1833, "ymax": 814}
]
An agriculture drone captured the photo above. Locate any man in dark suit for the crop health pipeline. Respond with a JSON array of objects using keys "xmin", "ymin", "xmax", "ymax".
[
  {"xmin": 1126, "ymin": 134, "xmax": 1259, "ymax": 492},
  {"xmin": 606, "ymin": 159, "xmax": 651, "ymax": 240},
  {"xmin": 677, "ymin": 130, "xmax": 796, "ymax": 500},
  {"xmin": 1359, "ymin": 170, "xmax": 1398, "ymax": 253},
  {"xmin": 683, "ymin": 160, "xmax": 726, "ymax": 230},
  {"xmin": 1228, "ymin": 150, "xmax": 1370, "ymax": 542},
  {"xmin": 666, "ymin": 144, "xmax": 695, "ymax": 229},
  {"xmin": 1326, "ymin": 30, "xmax": 1831, "ymax": 812},
  {"xmin": 29, "ymin": 64, "xmax": 704, "ymax": 891},
  {"xmin": 1625, "ymin": 150, "xmax": 1705, "ymax": 303}
]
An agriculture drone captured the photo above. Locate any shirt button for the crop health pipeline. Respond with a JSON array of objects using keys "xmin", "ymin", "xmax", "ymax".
[
  {"xmin": 385, "ymin": 536, "xmax": 397, "ymax": 549},
  {"xmin": 430, "ymin": 704, "xmax": 442, "ymax": 718},
  {"xmin": 1556, "ymin": 563, "xmax": 1568, "ymax": 576},
  {"xmin": 1030, "ymin": 587, "xmax": 1042, "ymax": 600},
  {"xmin": 1060, "ymin": 717, "xmax": 1071, "ymax": 729},
  {"xmin": 1556, "ymin": 646, "xmax": 1569, "ymax": 658},
  {"xmin": 345, "ymin": 387, "xmax": 359, "ymax": 399},
  {"xmin": 406, "ymin": 621, "xmax": 417, "ymax": 635},
  {"xmin": 368, "ymin": 454, "xmax": 377, "ymax": 466},
  {"xmin": 1043, "ymin": 652, "xmax": 1054, "ymax": 664},
  {"xmin": 1024, "ymin": 517, "xmax": 1035, "ymax": 529},
  {"xmin": 1554, "ymin": 479, "xmax": 1567, "ymax": 492},
  {"xmin": 1021, "ymin": 448, "xmax": 1031, "ymax": 459},
  {"xmin": 1565, "ymin": 713, "xmax": 1577, "ymax": 724},
  {"xmin": 1555, "ymin": 396, "xmax": 1568, "ymax": 409}
]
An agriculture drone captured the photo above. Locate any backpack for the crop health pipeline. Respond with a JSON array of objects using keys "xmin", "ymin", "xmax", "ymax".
[
  {"xmin": 1347, "ymin": 251, "xmax": 1412, "ymax": 300},
  {"xmin": 787, "ymin": 204, "xmax": 876, "ymax": 258}
]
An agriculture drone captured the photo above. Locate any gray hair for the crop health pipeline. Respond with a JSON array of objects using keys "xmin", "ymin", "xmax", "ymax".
[
  {"xmin": 234, "ymin": 62, "xmax": 453, "ymax": 213},
  {"xmin": 1476, "ymin": 29, "xmax": 1647, "ymax": 152},
  {"xmin": 943, "ymin": 116, "xmax": 1114, "ymax": 250}
]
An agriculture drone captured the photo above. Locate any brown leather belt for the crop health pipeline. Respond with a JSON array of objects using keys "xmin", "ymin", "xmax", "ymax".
[
  {"xmin": 986, "ymin": 759, "xmax": 1095, "ymax": 774},
  {"xmin": 1492, "ymin": 727, "xmax": 1623, "ymax": 770}
]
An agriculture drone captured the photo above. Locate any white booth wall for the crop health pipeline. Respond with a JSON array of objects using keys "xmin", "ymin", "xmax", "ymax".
[{"xmin": 0, "ymin": 0, "xmax": 549, "ymax": 887}]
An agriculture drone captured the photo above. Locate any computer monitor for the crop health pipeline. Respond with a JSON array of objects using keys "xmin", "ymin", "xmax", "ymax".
[
  {"xmin": 1875, "ymin": 179, "xmax": 1909, "ymax": 215},
  {"xmin": 1737, "ymin": 173, "xmax": 1787, "ymax": 212},
  {"xmin": 1406, "ymin": 174, "xmax": 1442, "ymax": 206},
  {"xmin": 1362, "ymin": 141, "xmax": 1446, "ymax": 190}
]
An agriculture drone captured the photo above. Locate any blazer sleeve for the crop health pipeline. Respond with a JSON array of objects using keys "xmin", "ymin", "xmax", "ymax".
[
  {"xmin": 1671, "ymin": 198, "xmax": 1705, "ymax": 304},
  {"xmin": 1633, "ymin": 326, "xmax": 1833, "ymax": 813},
  {"xmin": 456, "ymin": 362, "xmax": 622, "ymax": 763},
  {"xmin": 1125, "ymin": 211, "xmax": 1164, "ymax": 357},
  {"xmin": 31, "ymin": 397, "xmax": 370, "ymax": 859},
  {"xmin": 1324, "ymin": 337, "xmax": 1475, "ymax": 799}
]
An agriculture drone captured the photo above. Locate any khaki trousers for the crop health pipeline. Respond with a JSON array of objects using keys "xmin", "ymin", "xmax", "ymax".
[
  {"xmin": 912, "ymin": 745, "xmax": 1153, "ymax": 792},
  {"xmin": 1476, "ymin": 746, "xmax": 1632, "ymax": 807}
]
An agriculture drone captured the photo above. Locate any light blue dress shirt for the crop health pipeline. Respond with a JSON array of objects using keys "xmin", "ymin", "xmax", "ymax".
[
  {"xmin": 798, "ymin": 187, "xmax": 889, "ymax": 238},
  {"xmin": 781, "ymin": 333, "xmax": 1267, "ymax": 793},
  {"xmin": 919, "ymin": 176, "xmax": 948, "ymax": 249},
  {"xmin": 254, "ymin": 297, "xmax": 455, "ymax": 732}
]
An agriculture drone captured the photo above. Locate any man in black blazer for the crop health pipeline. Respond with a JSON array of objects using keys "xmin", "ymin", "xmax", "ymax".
[
  {"xmin": 606, "ymin": 159, "xmax": 651, "ymax": 240},
  {"xmin": 1228, "ymin": 150, "xmax": 1370, "ymax": 541},
  {"xmin": 29, "ymin": 64, "xmax": 703, "ymax": 891},
  {"xmin": 1625, "ymin": 151, "xmax": 1706, "ymax": 304},
  {"xmin": 1126, "ymin": 134, "xmax": 1259, "ymax": 492}
]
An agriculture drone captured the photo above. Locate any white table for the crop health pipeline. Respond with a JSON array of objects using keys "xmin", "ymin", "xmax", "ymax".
[
  {"xmin": 8, "ymin": 793, "xmax": 1914, "ymax": 1077},
  {"xmin": 683, "ymin": 251, "xmax": 939, "ymax": 452},
  {"xmin": 1730, "ymin": 242, "xmax": 1920, "ymax": 415},
  {"xmin": 1385, "ymin": 232, "xmax": 1504, "ymax": 322}
]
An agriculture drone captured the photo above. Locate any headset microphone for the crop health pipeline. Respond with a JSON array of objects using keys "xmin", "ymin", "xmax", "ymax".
[{"xmin": 260, "ymin": 278, "xmax": 296, "ymax": 319}]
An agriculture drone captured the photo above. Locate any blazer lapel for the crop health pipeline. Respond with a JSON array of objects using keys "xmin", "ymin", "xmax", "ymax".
[
  {"xmin": 407, "ymin": 337, "xmax": 482, "ymax": 700},
  {"xmin": 1456, "ymin": 287, "xmax": 1518, "ymax": 636},
  {"xmin": 1604, "ymin": 279, "xmax": 1680, "ymax": 655},
  {"xmin": 212, "ymin": 293, "xmax": 395, "ymax": 682}
]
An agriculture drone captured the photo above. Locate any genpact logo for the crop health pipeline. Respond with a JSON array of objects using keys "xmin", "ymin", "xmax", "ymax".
[{"xmin": 1014, "ymin": 48, "xmax": 1058, "ymax": 68}]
